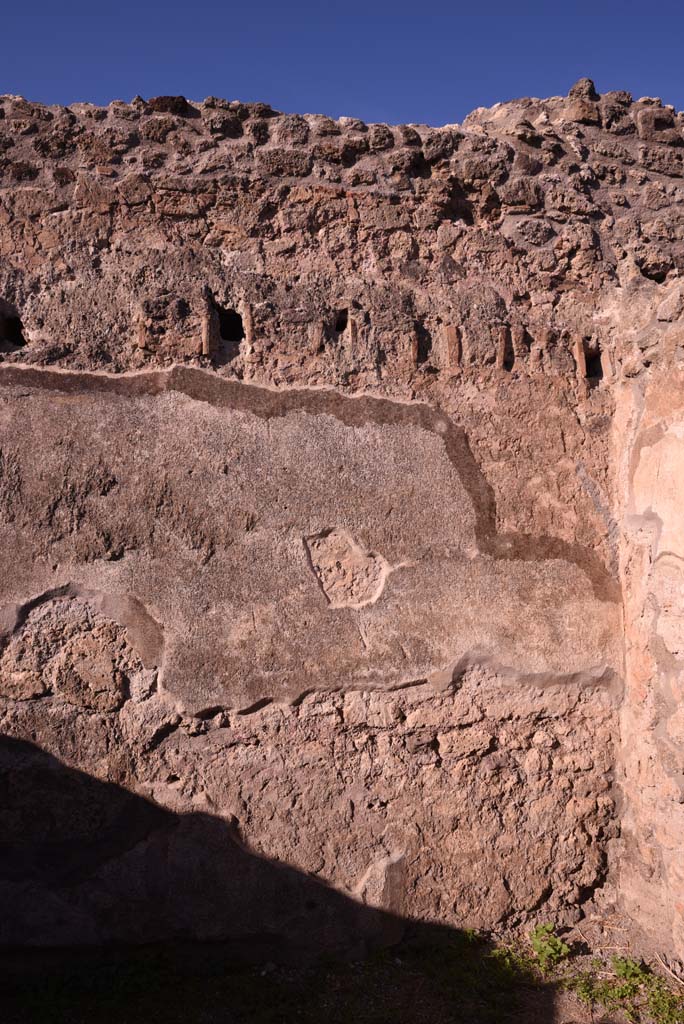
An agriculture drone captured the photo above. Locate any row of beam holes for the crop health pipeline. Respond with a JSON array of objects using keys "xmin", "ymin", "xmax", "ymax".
[
  {"xmin": 0, "ymin": 298, "xmax": 349, "ymax": 357},
  {"xmin": 0, "ymin": 297, "xmax": 605, "ymax": 382},
  {"xmin": 214, "ymin": 304, "xmax": 350, "ymax": 352},
  {"xmin": 3, "ymin": 295, "xmax": 243, "ymax": 356},
  {"xmin": 214, "ymin": 306, "xmax": 357, "ymax": 350},
  {"xmin": 501, "ymin": 330, "xmax": 603, "ymax": 379},
  {"xmin": 413, "ymin": 320, "xmax": 605, "ymax": 380}
]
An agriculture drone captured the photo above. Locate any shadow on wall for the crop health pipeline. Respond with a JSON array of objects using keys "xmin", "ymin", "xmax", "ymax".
[
  {"xmin": 0, "ymin": 734, "xmax": 398, "ymax": 957},
  {"xmin": 0, "ymin": 735, "xmax": 559, "ymax": 1023}
]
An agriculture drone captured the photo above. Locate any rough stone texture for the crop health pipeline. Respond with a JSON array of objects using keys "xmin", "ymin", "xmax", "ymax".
[
  {"xmin": 617, "ymin": 365, "xmax": 684, "ymax": 959},
  {"xmin": 0, "ymin": 80, "xmax": 682, "ymax": 957}
]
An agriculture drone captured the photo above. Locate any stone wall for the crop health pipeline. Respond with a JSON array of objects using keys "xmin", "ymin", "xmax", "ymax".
[
  {"xmin": 0, "ymin": 78, "xmax": 683, "ymax": 957},
  {"xmin": 617, "ymin": 362, "xmax": 684, "ymax": 957}
]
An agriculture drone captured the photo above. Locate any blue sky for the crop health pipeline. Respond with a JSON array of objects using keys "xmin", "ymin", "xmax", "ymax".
[{"xmin": 4, "ymin": 2, "xmax": 684, "ymax": 125}]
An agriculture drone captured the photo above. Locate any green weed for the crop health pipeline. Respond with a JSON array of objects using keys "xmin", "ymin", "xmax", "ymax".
[
  {"xmin": 564, "ymin": 955, "xmax": 684, "ymax": 1024},
  {"xmin": 530, "ymin": 923, "xmax": 570, "ymax": 972}
]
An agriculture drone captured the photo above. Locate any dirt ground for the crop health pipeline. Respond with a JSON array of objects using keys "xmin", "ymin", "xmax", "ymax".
[{"xmin": 1, "ymin": 928, "xmax": 632, "ymax": 1024}]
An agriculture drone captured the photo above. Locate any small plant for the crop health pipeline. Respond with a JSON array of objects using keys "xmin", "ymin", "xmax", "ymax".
[
  {"xmin": 647, "ymin": 978, "xmax": 684, "ymax": 1024},
  {"xmin": 568, "ymin": 970, "xmax": 599, "ymax": 1006},
  {"xmin": 487, "ymin": 944, "xmax": 536, "ymax": 986},
  {"xmin": 564, "ymin": 954, "xmax": 684, "ymax": 1024},
  {"xmin": 530, "ymin": 923, "xmax": 570, "ymax": 972},
  {"xmin": 613, "ymin": 956, "xmax": 652, "ymax": 984}
]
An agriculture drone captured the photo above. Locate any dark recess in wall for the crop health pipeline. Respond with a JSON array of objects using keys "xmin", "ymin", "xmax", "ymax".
[
  {"xmin": 0, "ymin": 300, "xmax": 26, "ymax": 349},
  {"xmin": 215, "ymin": 304, "xmax": 245, "ymax": 344}
]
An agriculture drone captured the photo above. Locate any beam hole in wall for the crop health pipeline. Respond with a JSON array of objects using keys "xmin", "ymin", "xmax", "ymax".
[
  {"xmin": 583, "ymin": 337, "xmax": 603, "ymax": 381},
  {"xmin": 502, "ymin": 332, "xmax": 515, "ymax": 372},
  {"xmin": 334, "ymin": 309, "xmax": 348, "ymax": 335},
  {"xmin": 0, "ymin": 300, "xmax": 27, "ymax": 350},
  {"xmin": 415, "ymin": 321, "xmax": 433, "ymax": 365},
  {"xmin": 515, "ymin": 327, "xmax": 532, "ymax": 357},
  {"xmin": 215, "ymin": 305, "xmax": 245, "ymax": 344}
]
